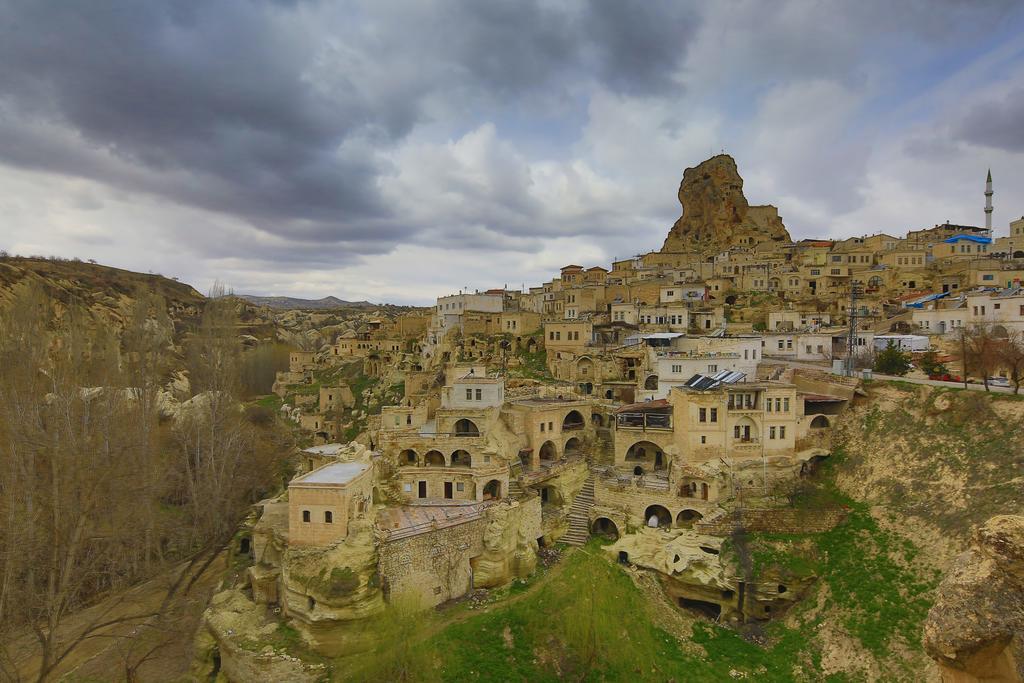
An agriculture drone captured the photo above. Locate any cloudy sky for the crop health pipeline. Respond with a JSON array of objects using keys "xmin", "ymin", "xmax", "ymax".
[{"xmin": 1, "ymin": 1, "xmax": 1023, "ymax": 305}]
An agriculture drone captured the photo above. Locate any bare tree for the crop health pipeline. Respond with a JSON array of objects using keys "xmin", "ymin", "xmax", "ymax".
[
  {"xmin": 997, "ymin": 330, "xmax": 1024, "ymax": 394},
  {"xmin": 961, "ymin": 324, "xmax": 1001, "ymax": 390}
]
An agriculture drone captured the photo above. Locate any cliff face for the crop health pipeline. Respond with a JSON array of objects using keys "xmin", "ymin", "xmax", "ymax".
[
  {"xmin": 923, "ymin": 515, "xmax": 1024, "ymax": 682},
  {"xmin": 660, "ymin": 155, "xmax": 791, "ymax": 254}
]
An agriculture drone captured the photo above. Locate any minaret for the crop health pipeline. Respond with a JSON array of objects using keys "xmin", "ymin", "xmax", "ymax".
[{"xmin": 984, "ymin": 169, "xmax": 993, "ymax": 231}]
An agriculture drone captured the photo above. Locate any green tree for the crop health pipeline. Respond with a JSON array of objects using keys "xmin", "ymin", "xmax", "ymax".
[
  {"xmin": 874, "ymin": 341, "xmax": 912, "ymax": 376},
  {"xmin": 916, "ymin": 349, "xmax": 947, "ymax": 376}
]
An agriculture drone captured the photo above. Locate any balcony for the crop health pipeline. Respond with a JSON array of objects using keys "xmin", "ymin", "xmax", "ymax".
[{"xmin": 616, "ymin": 412, "xmax": 672, "ymax": 430}]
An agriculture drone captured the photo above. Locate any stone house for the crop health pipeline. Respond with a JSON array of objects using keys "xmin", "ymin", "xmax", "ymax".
[{"xmin": 288, "ymin": 461, "xmax": 374, "ymax": 547}]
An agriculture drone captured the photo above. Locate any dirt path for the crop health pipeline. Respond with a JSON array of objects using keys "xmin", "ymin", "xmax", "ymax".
[{"xmin": 10, "ymin": 554, "xmax": 227, "ymax": 682}]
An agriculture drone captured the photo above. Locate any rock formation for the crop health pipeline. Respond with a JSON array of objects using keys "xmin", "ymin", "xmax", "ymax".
[
  {"xmin": 923, "ymin": 515, "xmax": 1024, "ymax": 682},
  {"xmin": 660, "ymin": 154, "xmax": 791, "ymax": 254}
]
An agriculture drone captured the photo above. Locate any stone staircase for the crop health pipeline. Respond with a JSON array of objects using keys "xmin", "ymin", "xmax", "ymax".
[
  {"xmin": 561, "ymin": 474, "xmax": 595, "ymax": 546},
  {"xmin": 507, "ymin": 460, "xmax": 526, "ymax": 498}
]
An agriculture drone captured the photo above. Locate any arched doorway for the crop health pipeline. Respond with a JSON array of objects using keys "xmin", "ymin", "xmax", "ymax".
[
  {"xmin": 451, "ymin": 449, "xmax": 472, "ymax": 467},
  {"xmin": 591, "ymin": 517, "xmax": 619, "ymax": 540},
  {"xmin": 454, "ymin": 418, "xmax": 480, "ymax": 437},
  {"xmin": 562, "ymin": 410, "xmax": 585, "ymax": 431},
  {"xmin": 644, "ymin": 375, "xmax": 659, "ymax": 391},
  {"xmin": 1014, "ymin": 250, "xmax": 1024, "ymax": 259},
  {"xmin": 576, "ymin": 357, "xmax": 594, "ymax": 380},
  {"xmin": 539, "ymin": 441, "xmax": 558, "ymax": 461},
  {"xmin": 626, "ymin": 441, "xmax": 665, "ymax": 470},
  {"xmin": 676, "ymin": 509, "xmax": 703, "ymax": 529},
  {"xmin": 644, "ymin": 505, "xmax": 671, "ymax": 528},
  {"xmin": 399, "ymin": 449, "xmax": 418, "ymax": 465},
  {"xmin": 424, "ymin": 450, "xmax": 445, "ymax": 466},
  {"xmin": 564, "ymin": 437, "xmax": 582, "ymax": 456},
  {"xmin": 605, "ymin": 389, "xmax": 614, "ymax": 400},
  {"xmin": 483, "ymin": 480, "xmax": 501, "ymax": 500},
  {"xmin": 592, "ymin": 413, "xmax": 604, "ymax": 427},
  {"xmin": 810, "ymin": 415, "xmax": 830, "ymax": 429},
  {"xmin": 992, "ymin": 325, "xmax": 1009, "ymax": 339}
]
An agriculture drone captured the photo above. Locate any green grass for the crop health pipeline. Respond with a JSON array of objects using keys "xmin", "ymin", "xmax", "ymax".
[{"xmin": 337, "ymin": 543, "xmax": 838, "ymax": 682}]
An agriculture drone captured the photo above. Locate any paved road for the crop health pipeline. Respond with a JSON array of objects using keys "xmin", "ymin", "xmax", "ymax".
[{"xmin": 768, "ymin": 357, "xmax": 1018, "ymax": 394}]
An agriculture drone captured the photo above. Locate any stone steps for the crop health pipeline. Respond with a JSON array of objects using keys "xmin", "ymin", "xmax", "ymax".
[{"xmin": 562, "ymin": 476, "xmax": 596, "ymax": 546}]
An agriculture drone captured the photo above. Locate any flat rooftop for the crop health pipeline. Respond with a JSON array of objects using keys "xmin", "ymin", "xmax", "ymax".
[
  {"xmin": 377, "ymin": 501, "xmax": 489, "ymax": 531},
  {"xmin": 293, "ymin": 461, "xmax": 369, "ymax": 486}
]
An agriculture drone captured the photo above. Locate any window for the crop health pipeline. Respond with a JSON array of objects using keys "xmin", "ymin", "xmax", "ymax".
[
  {"xmin": 775, "ymin": 398, "xmax": 782, "ymax": 412},
  {"xmin": 672, "ymin": 364, "xmax": 682, "ymax": 373},
  {"xmin": 766, "ymin": 399, "xmax": 773, "ymax": 412},
  {"xmin": 456, "ymin": 482, "xmax": 465, "ymax": 492},
  {"xmin": 549, "ymin": 422, "xmax": 553, "ymax": 431},
  {"xmin": 699, "ymin": 408, "xmax": 707, "ymax": 422},
  {"xmin": 783, "ymin": 398, "xmax": 790, "ymax": 412},
  {"xmin": 466, "ymin": 388, "xmax": 473, "ymax": 400},
  {"xmin": 983, "ymin": 274, "xmax": 994, "ymax": 281},
  {"xmin": 778, "ymin": 340, "xmax": 784, "ymax": 350},
  {"xmin": 324, "ymin": 511, "xmax": 333, "ymax": 524},
  {"xmin": 475, "ymin": 389, "xmax": 482, "ymax": 400},
  {"xmin": 733, "ymin": 425, "xmax": 740, "ymax": 439},
  {"xmin": 302, "ymin": 510, "xmax": 311, "ymax": 523},
  {"xmin": 786, "ymin": 340, "xmax": 793, "ymax": 349},
  {"xmin": 708, "ymin": 364, "xmax": 717, "ymax": 373},
  {"xmin": 540, "ymin": 422, "xmax": 545, "ymax": 432},
  {"xmin": 710, "ymin": 408, "xmax": 717, "ymax": 422},
  {"xmin": 770, "ymin": 426, "xmax": 776, "ymax": 439},
  {"xmin": 700, "ymin": 435, "xmax": 706, "ymax": 444},
  {"xmin": 805, "ymin": 345, "xmax": 812, "ymax": 354},
  {"xmin": 779, "ymin": 426, "xmax": 786, "ymax": 439}
]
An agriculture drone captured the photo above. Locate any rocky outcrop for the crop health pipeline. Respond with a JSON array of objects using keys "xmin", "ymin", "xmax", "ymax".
[
  {"xmin": 660, "ymin": 155, "xmax": 791, "ymax": 254},
  {"xmin": 470, "ymin": 500, "xmax": 540, "ymax": 588},
  {"xmin": 194, "ymin": 590, "xmax": 328, "ymax": 683},
  {"xmin": 923, "ymin": 515, "xmax": 1024, "ymax": 682}
]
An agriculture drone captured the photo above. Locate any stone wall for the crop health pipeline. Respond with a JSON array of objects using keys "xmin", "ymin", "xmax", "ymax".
[
  {"xmin": 695, "ymin": 507, "xmax": 848, "ymax": 536},
  {"xmin": 377, "ymin": 499, "xmax": 540, "ymax": 609},
  {"xmin": 378, "ymin": 515, "xmax": 487, "ymax": 609}
]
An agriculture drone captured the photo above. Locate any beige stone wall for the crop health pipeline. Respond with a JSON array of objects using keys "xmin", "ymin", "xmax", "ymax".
[
  {"xmin": 695, "ymin": 507, "xmax": 848, "ymax": 536},
  {"xmin": 378, "ymin": 516, "xmax": 487, "ymax": 608},
  {"xmin": 593, "ymin": 476, "xmax": 716, "ymax": 530}
]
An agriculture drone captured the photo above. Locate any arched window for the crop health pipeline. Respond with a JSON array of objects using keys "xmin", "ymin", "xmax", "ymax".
[
  {"xmin": 562, "ymin": 410, "xmax": 585, "ymax": 431},
  {"xmin": 302, "ymin": 510, "xmax": 311, "ymax": 523},
  {"xmin": 454, "ymin": 418, "xmax": 480, "ymax": 437},
  {"xmin": 324, "ymin": 510, "xmax": 333, "ymax": 523}
]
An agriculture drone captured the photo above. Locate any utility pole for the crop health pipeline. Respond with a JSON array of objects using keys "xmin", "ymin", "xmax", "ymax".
[
  {"xmin": 845, "ymin": 280, "xmax": 863, "ymax": 376},
  {"xmin": 960, "ymin": 326, "xmax": 969, "ymax": 389}
]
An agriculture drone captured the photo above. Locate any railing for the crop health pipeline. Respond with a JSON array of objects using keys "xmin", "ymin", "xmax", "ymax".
[{"xmin": 562, "ymin": 421, "xmax": 585, "ymax": 431}]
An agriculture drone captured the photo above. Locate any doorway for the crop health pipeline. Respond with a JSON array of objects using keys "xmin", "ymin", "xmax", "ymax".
[
  {"xmin": 418, "ymin": 481, "xmax": 427, "ymax": 498},
  {"xmin": 444, "ymin": 482, "xmax": 453, "ymax": 499}
]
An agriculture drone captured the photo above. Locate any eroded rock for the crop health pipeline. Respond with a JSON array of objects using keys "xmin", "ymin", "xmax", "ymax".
[{"xmin": 923, "ymin": 515, "xmax": 1024, "ymax": 682}]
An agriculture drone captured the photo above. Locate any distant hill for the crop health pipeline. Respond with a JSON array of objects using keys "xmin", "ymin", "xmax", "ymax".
[
  {"xmin": 234, "ymin": 294, "xmax": 377, "ymax": 310},
  {"xmin": 0, "ymin": 256, "xmax": 206, "ymax": 331}
]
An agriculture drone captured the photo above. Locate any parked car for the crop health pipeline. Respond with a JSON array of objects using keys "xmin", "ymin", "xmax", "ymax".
[{"xmin": 987, "ymin": 377, "xmax": 1011, "ymax": 388}]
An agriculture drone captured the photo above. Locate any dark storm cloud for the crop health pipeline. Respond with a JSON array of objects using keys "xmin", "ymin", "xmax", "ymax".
[
  {"xmin": 953, "ymin": 87, "xmax": 1024, "ymax": 153},
  {"xmin": 0, "ymin": 0, "xmax": 699, "ymax": 255}
]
